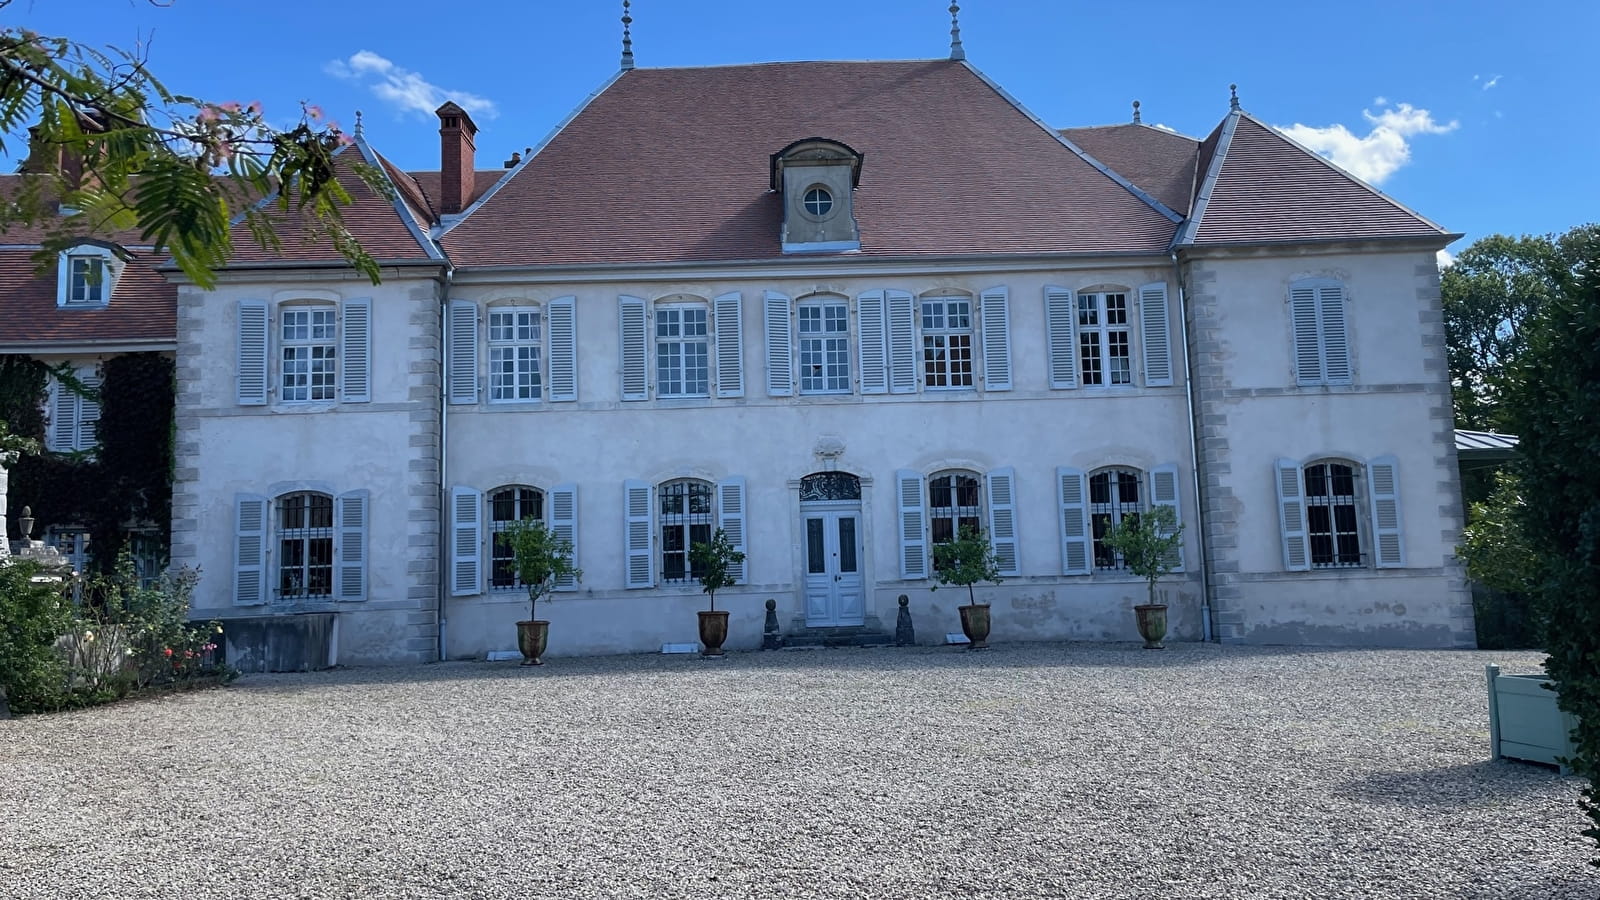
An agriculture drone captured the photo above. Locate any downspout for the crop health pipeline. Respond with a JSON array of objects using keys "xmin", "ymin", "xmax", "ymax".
[
  {"xmin": 1172, "ymin": 251, "xmax": 1215, "ymax": 641},
  {"xmin": 436, "ymin": 264, "xmax": 455, "ymax": 661}
]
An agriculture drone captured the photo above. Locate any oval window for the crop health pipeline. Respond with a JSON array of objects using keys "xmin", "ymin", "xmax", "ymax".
[{"xmin": 803, "ymin": 186, "xmax": 833, "ymax": 216}]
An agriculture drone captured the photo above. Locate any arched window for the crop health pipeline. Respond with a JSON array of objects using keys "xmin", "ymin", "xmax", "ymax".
[
  {"xmin": 928, "ymin": 470, "xmax": 982, "ymax": 559},
  {"xmin": 1304, "ymin": 460, "xmax": 1361, "ymax": 567},
  {"xmin": 656, "ymin": 300, "xmax": 710, "ymax": 397},
  {"xmin": 1089, "ymin": 467, "xmax": 1143, "ymax": 570},
  {"xmin": 797, "ymin": 295, "xmax": 850, "ymax": 394},
  {"xmin": 488, "ymin": 486, "xmax": 546, "ymax": 590},
  {"xmin": 276, "ymin": 491, "xmax": 334, "ymax": 599},
  {"xmin": 659, "ymin": 478, "xmax": 714, "ymax": 583}
]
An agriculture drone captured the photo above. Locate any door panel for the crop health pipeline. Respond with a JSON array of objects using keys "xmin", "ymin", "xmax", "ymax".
[
  {"xmin": 803, "ymin": 508, "xmax": 865, "ymax": 627},
  {"xmin": 804, "ymin": 516, "xmax": 832, "ymax": 622}
]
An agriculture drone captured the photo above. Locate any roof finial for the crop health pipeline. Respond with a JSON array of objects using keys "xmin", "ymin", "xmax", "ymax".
[
  {"xmin": 620, "ymin": 0, "xmax": 635, "ymax": 70},
  {"xmin": 949, "ymin": 2, "xmax": 965, "ymax": 61},
  {"xmin": 1229, "ymin": 83, "xmax": 1240, "ymax": 111},
  {"xmin": 353, "ymin": 110, "xmax": 364, "ymax": 138},
  {"xmin": 1132, "ymin": 100, "xmax": 1141, "ymax": 124}
]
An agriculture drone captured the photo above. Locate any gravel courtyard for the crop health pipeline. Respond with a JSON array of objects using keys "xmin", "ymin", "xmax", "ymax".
[{"xmin": 1, "ymin": 643, "xmax": 1592, "ymax": 899}]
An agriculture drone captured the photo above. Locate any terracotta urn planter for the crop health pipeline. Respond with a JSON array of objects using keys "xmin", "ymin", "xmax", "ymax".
[
  {"xmin": 516, "ymin": 619, "xmax": 549, "ymax": 666},
  {"xmin": 1134, "ymin": 604, "xmax": 1168, "ymax": 650},
  {"xmin": 698, "ymin": 609, "xmax": 730, "ymax": 656},
  {"xmin": 958, "ymin": 603, "xmax": 991, "ymax": 649}
]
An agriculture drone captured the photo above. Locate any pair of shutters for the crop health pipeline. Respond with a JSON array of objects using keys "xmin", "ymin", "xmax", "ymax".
[
  {"xmin": 1055, "ymin": 464, "xmax": 1183, "ymax": 576},
  {"xmin": 619, "ymin": 293, "xmax": 744, "ymax": 400},
  {"xmin": 895, "ymin": 468, "xmax": 1021, "ymax": 580},
  {"xmin": 1290, "ymin": 282, "xmax": 1352, "ymax": 385},
  {"xmin": 1275, "ymin": 457, "xmax": 1404, "ymax": 570},
  {"xmin": 236, "ymin": 299, "xmax": 372, "ymax": 405},
  {"xmin": 48, "ymin": 370, "xmax": 101, "ymax": 452},
  {"xmin": 624, "ymin": 478, "xmax": 747, "ymax": 589},
  {"xmin": 449, "ymin": 484, "xmax": 580, "ymax": 596},
  {"xmin": 1044, "ymin": 283, "xmax": 1173, "ymax": 389},
  {"xmin": 233, "ymin": 491, "xmax": 369, "ymax": 605},
  {"xmin": 446, "ymin": 298, "xmax": 579, "ymax": 404}
]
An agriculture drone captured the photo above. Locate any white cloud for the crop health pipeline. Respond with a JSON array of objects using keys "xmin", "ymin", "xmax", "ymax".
[
  {"xmin": 1152, "ymin": 122, "xmax": 1177, "ymax": 133},
  {"xmin": 1373, "ymin": 95, "xmax": 1388, "ymax": 106},
  {"xmin": 1437, "ymin": 249, "xmax": 1455, "ymax": 268},
  {"xmin": 325, "ymin": 50, "xmax": 497, "ymax": 120},
  {"xmin": 1482, "ymin": 74, "xmax": 1502, "ymax": 90},
  {"xmin": 1276, "ymin": 102, "xmax": 1458, "ymax": 185}
]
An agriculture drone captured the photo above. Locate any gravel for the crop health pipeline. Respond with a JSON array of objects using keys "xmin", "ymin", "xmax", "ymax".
[{"xmin": 0, "ymin": 643, "xmax": 1593, "ymax": 899}]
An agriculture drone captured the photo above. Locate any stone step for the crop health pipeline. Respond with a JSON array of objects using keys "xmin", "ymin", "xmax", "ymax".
[{"xmin": 781, "ymin": 629, "xmax": 894, "ymax": 649}]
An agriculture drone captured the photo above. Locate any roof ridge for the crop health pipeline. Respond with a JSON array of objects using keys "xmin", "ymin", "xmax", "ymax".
[
  {"xmin": 1061, "ymin": 122, "xmax": 1202, "ymax": 143},
  {"xmin": 355, "ymin": 133, "xmax": 446, "ymax": 261},
  {"xmin": 628, "ymin": 58, "xmax": 950, "ymax": 72},
  {"xmin": 1172, "ymin": 112, "xmax": 1238, "ymax": 248}
]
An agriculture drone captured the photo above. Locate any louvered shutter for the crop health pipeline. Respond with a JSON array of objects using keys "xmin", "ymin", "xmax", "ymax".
[
  {"xmin": 857, "ymin": 290, "xmax": 888, "ymax": 394},
  {"xmin": 713, "ymin": 291, "xmax": 744, "ymax": 398},
  {"xmin": 986, "ymin": 467, "xmax": 1019, "ymax": 576},
  {"xmin": 547, "ymin": 296, "xmax": 578, "ymax": 401},
  {"xmin": 233, "ymin": 494, "xmax": 269, "ymax": 606},
  {"xmin": 447, "ymin": 299, "xmax": 479, "ymax": 405},
  {"xmin": 1139, "ymin": 282, "xmax": 1173, "ymax": 387},
  {"xmin": 717, "ymin": 477, "xmax": 748, "ymax": 583},
  {"xmin": 1319, "ymin": 284, "xmax": 1352, "ymax": 384},
  {"xmin": 763, "ymin": 291, "xmax": 793, "ymax": 397},
  {"xmin": 74, "ymin": 370, "xmax": 101, "ymax": 451},
  {"xmin": 1148, "ymin": 463, "xmax": 1184, "ymax": 571},
  {"xmin": 550, "ymin": 483, "xmax": 580, "ymax": 590},
  {"xmin": 887, "ymin": 290, "xmax": 918, "ymax": 394},
  {"xmin": 978, "ymin": 286, "xmax": 1013, "ymax": 391},
  {"xmin": 237, "ymin": 299, "xmax": 269, "ymax": 406},
  {"xmin": 897, "ymin": 469, "xmax": 927, "ymax": 579},
  {"xmin": 619, "ymin": 296, "xmax": 649, "ymax": 401},
  {"xmin": 1057, "ymin": 467, "xmax": 1090, "ymax": 575},
  {"xmin": 450, "ymin": 485, "xmax": 482, "ymax": 596},
  {"xmin": 339, "ymin": 298, "xmax": 372, "ymax": 403},
  {"xmin": 1045, "ymin": 287, "xmax": 1078, "ymax": 389},
  {"xmin": 1276, "ymin": 459, "xmax": 1310, "ymax": 571},
  {"xmin": 624, "ymin": 479, "xmax": 654, "ymax": 588},
  {"xmin": 48, "ymin": 379, "xmax": 77, "ymax": 452},
  {"xmin": 1367, "ymin": 456, "xmax": 1405, "ymax": 568},
  {"xmin": 335, "ymin": 490, "xmax": 368, "ymax": 600},
  {"xmin": 1290, "ymin": 287, "xmax": 1322, "ymax": 385}
]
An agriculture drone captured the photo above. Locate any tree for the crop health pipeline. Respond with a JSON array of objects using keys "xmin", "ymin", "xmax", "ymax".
[
  {"xmin": 931, "ymin": 525, "xmax": 1003, "ymax": 607},
  {"xmin": 1101, "ymin": 505, "xmax": 1185, "ymax": 607},
  {"xmin": 501, "ymin": 518, "xmax": 580, "ymax": 623},
  {"xmin": 1, "ymin": 12, "xmax": 385, "ymax": 288},
  {"xmin": 1499, "ymin": 222, "xmax": 1600, "ymax": 864},
  {"xmin": 689, "ymin": 528, "xmax": 744, "ymax": 612}
]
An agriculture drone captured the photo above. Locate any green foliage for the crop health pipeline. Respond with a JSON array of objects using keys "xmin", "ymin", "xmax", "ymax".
[
  {"xmin": 0, "ymin": 22, "xmax": 386, "ymax": 287},
  {"xmin": 931, "ymin": 525, "xmax": 1003, "ymax": 607},
  {"xmin": 501, "ymin": 518, "xmax": 580, "ymax": 621},
  {"xmin": 689, "ymin": 528, "xmax": 745, "ymax": 612},
  {"xmin": 1460, "ymin": 473, "xmax": 1543, "ymax": 596},
  {"xmin": 1101, "ymin": 505, "xmax": 1185, "ymax": 606},
  {"xmin": 1499, "ymin": 222, "xmax": 1600, "ymax": 863},
  {"xmin": 0, "ymin": 560, "xmax": 74, "ymax": 713}
]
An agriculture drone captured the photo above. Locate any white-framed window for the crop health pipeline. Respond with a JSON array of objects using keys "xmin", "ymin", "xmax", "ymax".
[
  {"xmin": 488, "ymin": 306, "xmax": 543, "ymax": 402},
  {"xmin": 236, "ymin": 298, "xmax": 371, "ymax": 407},
  {"xmin": 921, "ymin": 296, "xmax": 975, "ymax": 389},
  {"xmin": 1088, "ymin": 467, "xmax": 1143, "ymax": 570},
  {"xmin": 895, "ymin": 467, "xmax": 1019, "ymax": 579},
  {"xmin": 659, "ymin": 478, "xmax": 715, "ymax": 583},
  {"xmin": 56, "ymin": 244, "xmax": 121, "ymax": 308},
  {"xmin": 1289, "ymin": 279, "xmax": 1352, "ymax": 385},
  {"xmin": 280, "ymin": 305, "xmax": 337, "ymax": 403},
  {"xmin": 275, "ymin": 491, "xmax": 334, "ymax": 600},
  {"xmin": 1077, "ymin": 290, "xmax": 1133, "ymax": 386},
  {"xmin": 488, "ymin": 486, "xmax": 546, "ymax": 590},
  {"xmin": 46, "ymin": 367, "xmax": 101, "ymax": 453},
  {"xmin": 655, "ymin": 304, "xmax": 710, "ymax": 398},
  {"xmin": 1276, "ymin": 456, "xmax": 1403, "ymax": 571},
  {"xmin": 803, "ymin": 186, "xmax": 834, "ymax": 216},
  {"xmin": 231, "ymin": 491, "xmax": 367, "ymax": 605},
  {"xmin": 798, "ymin": 298, "xmax": 850, "ymax": 393}
]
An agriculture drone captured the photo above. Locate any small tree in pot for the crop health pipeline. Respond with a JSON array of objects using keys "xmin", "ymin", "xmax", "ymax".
[
  {"xmin": 502, "ymin": 518, "xmax": 580, "ymax": 666},
  {"xmin": 932, "ymin": 525, "xmax": 1003, "ymax": 649},
  {"xmin": 689, "ymin": 528, "xmax": 744, "ymax": 657},
  {"xmin": 1102, "ymin": 505, "xmax": 1184, "ymax": 649}
]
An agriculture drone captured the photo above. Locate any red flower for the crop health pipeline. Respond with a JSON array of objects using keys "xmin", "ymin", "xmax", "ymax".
[{"xmin": 162, "ymin": 648, "xmax": 173, "ymax": 657}]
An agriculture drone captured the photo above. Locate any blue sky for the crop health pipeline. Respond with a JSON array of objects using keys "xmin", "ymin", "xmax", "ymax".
[{"xmin": 8, "ymin": 0, "xmax": 1596, "ymax": 258}]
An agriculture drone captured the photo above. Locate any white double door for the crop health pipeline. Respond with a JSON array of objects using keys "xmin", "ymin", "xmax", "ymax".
[{"xmin": 803, "ymin": 503, "xmax": 865, "ymax": 627}]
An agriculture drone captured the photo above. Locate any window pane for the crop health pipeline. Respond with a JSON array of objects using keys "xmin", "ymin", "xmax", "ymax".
[
  {"xmin": 807, "ymin": 518, "xmax": 826, "ymax": 574},
  {"xmin": 838, "ymin": 517, "xmax": 857, "ymax": 573}
]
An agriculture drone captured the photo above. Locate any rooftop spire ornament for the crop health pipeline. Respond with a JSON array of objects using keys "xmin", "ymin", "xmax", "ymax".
[
  {"xmin": 949, "ymin": 2, "xmax": 965, "ymax": 61},
  {"xmin": 621, "ymin": 0, "xmax": 635, "ymax": 70},
  {"xmin": 1132, "ymin": 100, "xmax": 1141, "ymax": 124},
  {"xmin": 1230, "ymin": 83, "xmax": 1241, "ymax": 111},
  {"xmin": 353, "ymin": 110, "xmax": 364, "ymax": 138}
]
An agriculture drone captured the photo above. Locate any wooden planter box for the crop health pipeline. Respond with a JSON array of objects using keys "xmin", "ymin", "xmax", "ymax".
[{"xmin": 1486, "ymin": 664, "xmax": 1579, "ymax": 774}]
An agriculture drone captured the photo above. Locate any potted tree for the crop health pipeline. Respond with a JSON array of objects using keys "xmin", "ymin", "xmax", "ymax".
[
  {"xmin": 502, "ymin": 517, "xmax": 581, "ymax": 666},
  {"xmin": 689, "ymin": 528, "xmax": 744, "ymax": 657},
  {"xmin": 1102, "ymin": 505, "xmax": 1184, "ymax": 649},
  {"xmin": 932, "ymin": 525, "xmax": 1003, "ymax": 649}
]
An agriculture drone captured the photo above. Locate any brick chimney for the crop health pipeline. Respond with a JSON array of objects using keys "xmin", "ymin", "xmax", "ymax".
[
  {"xmin": 436, "ymin": 102, "xmax": 479, "ymax": 215},
  {"xmin": 23, "ymin": 110, "xmax": 110, "ymax": 192}
]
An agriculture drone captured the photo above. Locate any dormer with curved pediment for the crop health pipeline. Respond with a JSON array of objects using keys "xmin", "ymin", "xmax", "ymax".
[
  {"xmin": 55, "ymin": 240, "xmax": 130, "ymax": 309},
  {"xmin": 770, "ymin": 137, "xmax": 862, "ymax": 254}
]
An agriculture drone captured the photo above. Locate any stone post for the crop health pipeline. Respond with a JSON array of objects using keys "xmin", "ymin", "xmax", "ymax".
[
  {"xmin": 894, "ymin": 594, "xmax": 915, "ymax": 646},
  {"xmin": 761, "ymin": 598, "xmax": 782, "ymax": 650}
]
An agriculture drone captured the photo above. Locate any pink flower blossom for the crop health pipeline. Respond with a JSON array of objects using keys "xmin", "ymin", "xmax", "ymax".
[
  {"xmin": 219, "ymin": 101, "xmax": 242, "ymax": 113},
  {"xmin": 198, "ymin": 106, "xmax": 219, "ymax": 123},
  {"xmin": 306, "ymin": 105, "xmax": 323, "ymax": 121},
  {"xmin": 336, "ymin": 132, "xmax": 356, "ymax": 147},
  {"xmin": 247, "ymin": 100, "xmax": 263, "ymax": 116}
]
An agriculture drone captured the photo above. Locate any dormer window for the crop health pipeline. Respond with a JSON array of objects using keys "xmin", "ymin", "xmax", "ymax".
[
  {"xmin": 56, "ymin": 243, "xmax": 124, "ymax": 309},
  {"xmin": 803, "ymin": 186, "xmax": 834, "ymax": 217},
  {"xmin": 771, "ymin": 138, "xmax": 863, "ymax": 254}
]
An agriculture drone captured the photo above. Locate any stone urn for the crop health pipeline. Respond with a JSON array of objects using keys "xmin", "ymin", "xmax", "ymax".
[
  {"xmin": 516, "ymin": 619, "xmax": 549, "ymax": 666},
  {"xmin": 1134, "ymin": 604, "xmax": 1168, "ymax": 650},
  {"xmin": 698, "ymin": 609, "xmax": 730, "ymax": 656},
  {"xmin": 958, "ymin": 603, "xmax": 991, "ymax": 650}
]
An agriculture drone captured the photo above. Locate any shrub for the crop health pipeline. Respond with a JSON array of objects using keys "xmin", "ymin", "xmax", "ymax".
[
  {"xmin": 1459, "ymin": 472, "xmax": 1543, "ymax": 649},
  {"xmin": 689, "ymin": 528, "xmax": 744, "ymax": 612},
  {"xmin": 0, "ymin": 560, "xmax": 75, "ymax": 714},
  {"xmin": 931, "ymin": 525, "xmax": 1002, "ymax": 607}
]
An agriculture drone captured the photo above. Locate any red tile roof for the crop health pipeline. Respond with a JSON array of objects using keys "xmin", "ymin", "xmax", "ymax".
[
  {"xmin": 1059, "ymin": 123, "xmax": 1200, "ymax": 216},
  {"xmin": 1183, "ymin": 113, "xmax": 1449, "ymax": 246},
  {"xmin": 442, "ymin": 60, "xmax": 1180, "ymax": 266},
  {"xmin": 405, "ymin": 170, "xmax": 505, "ymax": 221},
  {"xmin": 0, "ymin": 248, "xmax": 175, "ymax": 347}
]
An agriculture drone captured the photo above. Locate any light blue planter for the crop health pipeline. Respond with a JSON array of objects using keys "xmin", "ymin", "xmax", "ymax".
[{"xmin": 1486, "ymin": 664, "xmax": 1579, "ymax": 775}]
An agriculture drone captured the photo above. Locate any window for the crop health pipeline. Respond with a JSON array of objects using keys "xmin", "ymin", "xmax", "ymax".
[
  {"xmin": 928, "ymin": 470, "xmax": 982, "ymax": 563},
  {"xmin": 68, "ymin": 256, "xmax": 105, "ymax": 305},
  {"xmin": 798, "ymin": 300, "xmax": 850, "ymax": 393},
  {"xmin": 1304, "ymin": 462, "xmax": 1361, "ymax": 568},
  {"xmin": 1290, "ymin": 280, "xmax": 1352, "ymax": 385},
  {"xmin": 803, "ymin": 186, "xmax": 833, "ymax": 216},
  {"xmin": 1089, "ymin": 468, "xmax": 1143, "ymax": 570},
  {"xmin": 46, "ymin": 368, "xmax": 101, "ymax": 453},
  {"xmin": 56, "ymin": 245, "xmax": 121, "ymax": 308},
  {"xmin": 488, "ymin": 306, "xmax": 543, "ymax": 402},
  {"xmin": 659, "ymin": 479, "xmax": 714, "ymax": 583},
  {"xmin": 488, "ymin": 486, "xmax": 546, "ymax": 590},
  {"xmin": 280, "ymin": 306, "xmax": 337, "ymax": 402},
  {"xmin": 276, "ymin": 492, "xmax": 334, "ymax": 600},
  {"xmin": 921, "ymin": 297, "xmax": 975, "ymax": 389},
  {"xmin": 1276, "ymin": 456, "xmax": 1402, "ymax": 571},
  {"xmin": 1077, "ymin": 290, "xmax": 1132, "ymax": 386},
  {"xmin": 656, "ymin": 305, "xmax": 710, "ymax": 398}
]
